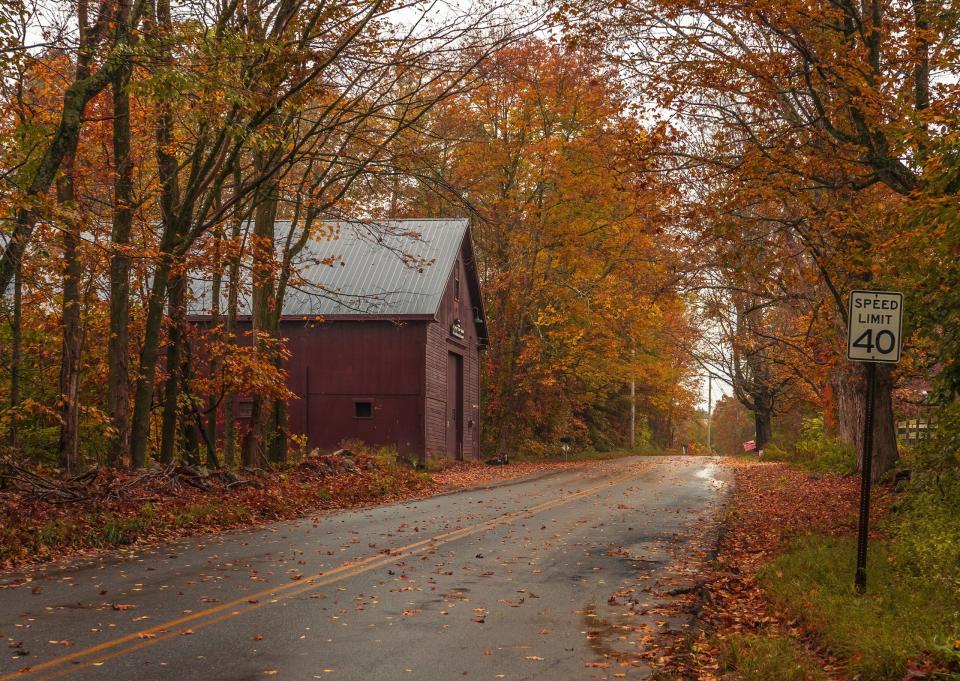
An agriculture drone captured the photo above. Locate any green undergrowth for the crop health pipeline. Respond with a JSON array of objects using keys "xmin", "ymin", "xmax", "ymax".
[
  {"xmin": 759, "ymin": 535, "xmax": 960, "ymax": 680},
  {"xmin": 716, "ymin": 634, "xmax": 827, "ymax": 681},
  {"xmin": 761, "ymin": 416, "xmax": 857, "ymax": 475},
  {"xmin": 713, "ymin": 406, "xmax": 960, "ymax": 680},
  {"xmin": 759, "ymin": 404, "xmax": 960, "ymax": 679}
]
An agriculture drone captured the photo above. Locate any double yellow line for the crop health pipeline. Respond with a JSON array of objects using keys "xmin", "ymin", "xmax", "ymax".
[{"xmin": 3, "ymin": 470, "xmax": 634, "ymax": 680}]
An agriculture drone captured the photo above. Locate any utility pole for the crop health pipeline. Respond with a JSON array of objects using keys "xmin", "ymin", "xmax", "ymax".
[
  {"xmin": 706, "ymin": 373, "xmax": 713, "ymax": 453},
  {"xmin": 629, "ymin": 342, "xmax": 636, "ymax": 449}
]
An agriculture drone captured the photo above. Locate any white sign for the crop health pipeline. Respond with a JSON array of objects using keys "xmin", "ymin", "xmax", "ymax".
[{"xmin": 847, "ymin": 290, "xmax": 904, "ymax": 363}]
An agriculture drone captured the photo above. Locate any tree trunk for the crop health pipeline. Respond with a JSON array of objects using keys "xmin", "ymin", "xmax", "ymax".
[
  {"xmin": 129, "ymin": 261, "xmax": 172, "ymax": 468},
  {"xmin": 179, "ymin": 337, "xmax": 201, "ymax": 467},
  {"xmin": 223, "ymin": 228, "xmax": 241, "ymax": 468},
  {"xmin": 107, "ymin": 64, "xmax": 133, "ymax": 467},
  {"xmin": 836, "ymin": 363, "xmax": 898, "ymax": 482},
  {"xmin": 206, "ymin": 230, "xmax": 223, "ymax": 457},
  {"xmin": 9, "ymin": 260, "xmax": 21, "ymax": 448},
  {"xmin": 130, "ymin": 0, "xmax": 180, "ymax": 468},
  {"xmin": 158, "ymin": 270, "xmax": 185, "ymax": 464},
  {"xmin": 749, "ymin": 383, "xmax": 774, "ymax": 450},
  {"xmin": 869, "ymin": 363, "xmax": 898, "ymax": 482},
  {"xmin": 268, "ymin": 365, "xmax": 287, "ymax": 463},
  {"xmin": 223, "ymin": 181, "xmax": 244, "ymax": 468},
  {"xmin": 57, "ymin": 159, "xmax": 82, "ymax": 472},
  {"xmin": 242, "ymin": 171, "xmax": 278, "ymax": 467},
  {"xmin": 754, "ymin": 402, "xmax": 773, "ymax": 451}
]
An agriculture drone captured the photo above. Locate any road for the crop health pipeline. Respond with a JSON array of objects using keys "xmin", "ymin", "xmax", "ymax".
[{"xmin": 1, "ymin": 456, "xmax": 729, "ymax": 681}]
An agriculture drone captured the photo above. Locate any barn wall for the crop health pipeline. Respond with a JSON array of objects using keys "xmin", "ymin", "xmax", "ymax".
[
  {"xmin": 225, "ymin": 319, "xmax": 427, "ymax": 456},
  {"xmin": 424, "ymin": 250, "xmax": 482, "ymax": 460}
]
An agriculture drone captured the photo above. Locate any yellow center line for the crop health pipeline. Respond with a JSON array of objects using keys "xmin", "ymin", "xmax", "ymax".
[{"xmin": 3, "ymin": 470, "xmax": 635, "ymax": 681}]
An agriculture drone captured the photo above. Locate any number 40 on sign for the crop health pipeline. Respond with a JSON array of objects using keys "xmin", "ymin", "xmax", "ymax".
[{"xmin": 847, "ymin": 290, "xmax": 904, "ymax": 363}]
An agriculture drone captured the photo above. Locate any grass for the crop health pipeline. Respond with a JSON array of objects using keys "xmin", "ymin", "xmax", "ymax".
[
  {"xmin": 759, "ymin": 535, "xmax": 960, "ymax": 680},
  {"xmin": 716, "ymin": 634, "xmax": 827, "ymax": 681}
]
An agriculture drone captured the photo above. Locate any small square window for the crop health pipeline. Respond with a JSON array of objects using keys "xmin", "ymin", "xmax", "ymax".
[
  {"xmin": 354, "ymin": 401, "xmax": 373, "ymax": 418},
  {"xmin": 238, "ymin": 399, "xmax": 253, "ymax": 419}
]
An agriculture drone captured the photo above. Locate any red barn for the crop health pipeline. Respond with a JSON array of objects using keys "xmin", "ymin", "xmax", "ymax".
[{"xmin": 192, "ymin": 219, "xmax": 488, "ymax": 463}]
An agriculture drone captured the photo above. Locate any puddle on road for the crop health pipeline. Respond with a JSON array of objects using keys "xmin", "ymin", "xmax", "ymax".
[{"xmin": 694, "ymin": 463, "xmax": 728, "ymax": 491}]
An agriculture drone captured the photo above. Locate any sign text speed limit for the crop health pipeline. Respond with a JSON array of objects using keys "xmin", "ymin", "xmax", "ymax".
[{"xmin": 846, "ymin": 290, "xmax": 904, "ymax": 363}]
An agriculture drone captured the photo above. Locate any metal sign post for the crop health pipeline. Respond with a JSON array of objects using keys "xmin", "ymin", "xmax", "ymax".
[
  {"xmin": 846, "ymin": 290, "xmax": 903, "ymax": 594},
  {"xmin": 855, "ymin": 361, "xmax": 876, "ymax": 594}
]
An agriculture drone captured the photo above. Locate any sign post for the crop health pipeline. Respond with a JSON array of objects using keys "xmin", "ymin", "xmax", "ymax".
[{"xmin": 846, "ymin": 290, "xmax": 903, "ymax": 594}]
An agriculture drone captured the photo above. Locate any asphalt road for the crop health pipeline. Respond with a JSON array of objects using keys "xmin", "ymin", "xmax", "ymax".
[{"xmin": 0, "ymin": 456, "xmax": 729, "ymax": 681}]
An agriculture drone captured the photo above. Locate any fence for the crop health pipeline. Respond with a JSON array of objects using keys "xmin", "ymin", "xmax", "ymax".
[{"xmin": 896, "ymin": 418, "xmax": 936, "ymax": 444}]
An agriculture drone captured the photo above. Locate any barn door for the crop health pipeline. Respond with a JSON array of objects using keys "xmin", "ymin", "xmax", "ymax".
[{"xmin": 447, "ymin": 352, "xmax": 464, "ymax": 460}]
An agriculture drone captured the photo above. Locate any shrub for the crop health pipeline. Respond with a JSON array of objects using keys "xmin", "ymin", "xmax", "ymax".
[
  {"xmin": 792, "ymin": 416, "xmax": 856, "ymax": 474},
  {"xmin": 760, "ymin": 416, "xmax": 855, "ymax": 474},
  {"xmin": 890, "ymin": 401, "xmax": 960, "ymax": 589}
]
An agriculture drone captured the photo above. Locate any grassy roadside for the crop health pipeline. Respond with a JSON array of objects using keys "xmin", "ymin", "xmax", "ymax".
[
  {"xmin": 673, "ymin": 457, "xmax": 960, "ymax": 681},
  {"xmin": 761, "ymin": 535, "xmax": 960, "ymax": 680},
  {"xmin": 715, "ymin": 634, "xmax": 827, "ymax": 681}
]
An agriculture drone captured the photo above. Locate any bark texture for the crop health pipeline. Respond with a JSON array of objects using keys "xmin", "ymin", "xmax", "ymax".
[
  {"xmin": 56, "ymin": 155, "xmax": 83, "ymax": 471},
  {"xmin": 107, "ymin": 65, "xmax": 133, "ymax": 467}
]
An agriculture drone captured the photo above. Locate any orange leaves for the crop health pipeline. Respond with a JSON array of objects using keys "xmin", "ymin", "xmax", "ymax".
[{"xmin": 417, "ymin": 38, "xmax": 694, "ymax": 454}]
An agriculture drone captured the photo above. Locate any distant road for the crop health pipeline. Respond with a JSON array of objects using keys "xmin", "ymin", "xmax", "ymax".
[{"xmin": 0, "ymin": 456, "xmax": 729, "ymax": 681}]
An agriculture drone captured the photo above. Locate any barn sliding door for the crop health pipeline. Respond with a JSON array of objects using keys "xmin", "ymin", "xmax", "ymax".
[{"xmin": 447, "ymin": 352, "xmax": 464, "ymax": 459}]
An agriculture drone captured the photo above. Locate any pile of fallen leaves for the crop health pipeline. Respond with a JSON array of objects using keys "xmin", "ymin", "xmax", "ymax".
[
  {"xmin": 0, "ymin": 451, "xmax": 436, "ymax": 571},
  {"xmin": 659, "ymin": 459, "xmax": 887, "ymax": 680},
  {"xmin": 0, "ymin": 454, "xmax": 584, "ymax": 573}
]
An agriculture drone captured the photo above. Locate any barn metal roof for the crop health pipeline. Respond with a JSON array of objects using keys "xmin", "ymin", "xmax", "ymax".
[{"xmin": 188, "ymin": 218, "xmax": 470, "ymax": 318}]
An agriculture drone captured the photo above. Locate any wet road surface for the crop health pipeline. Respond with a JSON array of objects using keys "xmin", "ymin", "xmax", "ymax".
[{"xmin": 1, "ymin": 456, "xmax": 729, "ymax": 681}]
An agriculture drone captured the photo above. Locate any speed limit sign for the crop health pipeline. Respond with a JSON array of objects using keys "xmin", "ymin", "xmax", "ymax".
[
  {"xmin": 847, "ymin": 289, "xmax": 904, "ymax": 595},
  {"xmin": 847, "ymin": 290, "xmax": 904, "ymax": 364}
]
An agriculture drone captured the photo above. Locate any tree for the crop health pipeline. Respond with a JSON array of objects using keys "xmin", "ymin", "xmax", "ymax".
[
  {"xmin": 401, "ymin": 39, "xmax": 698, "ymax": 455},
  {"xmin": 568, "ymin": 0, "xmax": 960, "ymax": 479},
  {"xmin": 0, "ymin": 0, "xmax": 147, "ymax": 297}
]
